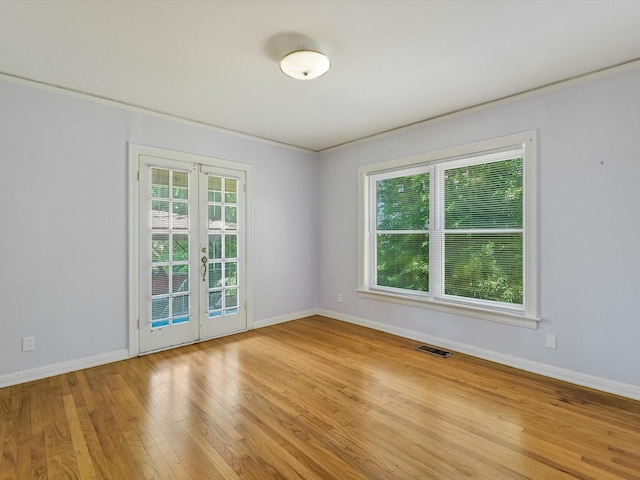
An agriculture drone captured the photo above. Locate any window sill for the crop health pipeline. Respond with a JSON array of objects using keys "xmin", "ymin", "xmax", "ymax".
[{"xmin": 356, "ymin": 289, "xmax": 540, "ymax": 329}]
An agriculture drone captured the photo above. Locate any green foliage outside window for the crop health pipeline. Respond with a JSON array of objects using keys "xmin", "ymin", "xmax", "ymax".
[
  {"xmin": 444, "ymin": 159, "xmax": 523, "ymax": 304},
  {"xmin": 376, "ymin": 173, "xmax": 429, "ymax": 291},
  {"xmin": 374, "ymin": 157, "xmax": 524, "ymax": 305}
]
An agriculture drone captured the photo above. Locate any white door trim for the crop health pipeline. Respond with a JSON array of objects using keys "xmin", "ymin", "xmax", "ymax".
[{"xmin": 128, "ymin": 143, "xmax": 253, "ymax": 357}]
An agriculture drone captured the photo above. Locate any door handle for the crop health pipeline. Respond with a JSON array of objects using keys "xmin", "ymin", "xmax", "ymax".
[{"xmin": 201, "ymin": 256, "xmax": 208, "ymax": 282}]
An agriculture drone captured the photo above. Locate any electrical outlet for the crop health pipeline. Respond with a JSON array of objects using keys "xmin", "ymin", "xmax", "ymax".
[
  {"xmin": 337, "ymin": 293, "xmax": 343, "ymax": 303},
  {"xmin": 545, "ymin": 334, "xmax": 557, "ymax": 349},
  {"xmin": 22, "ymin": 336, "xmax": 35, "ymax": 352}
]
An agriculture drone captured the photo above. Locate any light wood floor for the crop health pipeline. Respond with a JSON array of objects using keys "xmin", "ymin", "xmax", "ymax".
[{"xmin": 1, "ymin": 316, "xmax": 639, "ymax": 479}]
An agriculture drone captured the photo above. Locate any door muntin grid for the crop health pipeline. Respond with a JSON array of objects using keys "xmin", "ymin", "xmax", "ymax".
[
  {"xmin": 207, "ymin": 175, "xmax": 240, "ymax": 318},
  {"xmin": 150, "ymin": 167, "xmax": 191, "ymax": 328}
]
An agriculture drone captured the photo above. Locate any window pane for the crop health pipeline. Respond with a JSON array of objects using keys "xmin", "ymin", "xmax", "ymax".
[
  {"xmin": 209, "ymin": 262, "xmax": 222, "ymax": 288},
  {"xmin": 444, "ymin": 233, "xmax": 523, "ymax": 304},
  {"xmin": 208, "ymin": 176, "xmax": 222, "ymax": 202},
  {"xmin": 208, "ymin": 205, "xmax": 221, "ymax": 229},
  {"xmin": 151, "ymin": 297, "xmax": 169, "ymax": 321},
  {"xmin": 172, "ymin": 234, "xmax": 189, "ymax": 261},
  {"xmin": 151, "ymin": 200, "xmax": 169, "ymax": 229},
  {"xmin": 209, "ymin": 234, "xmax": 222, "ymax": 259},
  {"xmin": 151, "ymin": 266, "xmax": 169, "ymax": 296},
  {"xmin": 172, "ymin": 202, "xmax": 188, "ymax": 229},
  {"xmin": 225, "ymin": 262, "xmax": 237, "ymax": 287},
  {"xmin": 172, "ymin": 265, "xmax": 189, "ymax": 293},
  {"xmin": 376, "ymin": 173, "xmax": 429, "ymax": 230},
  {"xmin": 225, "ymin": 178, "xmax": 238, "ymax": 203},
  {"xmin": 172, "ymin": 171, "xmax": 188, "ymax": 199},
  {"xmin": 172, "ymin": 295, "xmax": 189, "ymax": 317},
  {"xmin": 376, "ymin": 233, "xmax": 429, "ymax": 291},
  {"xmin": 225, "ymin": 288, "xmax": 238, "ymax": 309},
  {"xmin": 225, "ymin": 206, "xmax": 237, "ymax": 230},
  {"xmin": 225, "ymin": 235, "xmax": 237, "ymax": 259},
  {"xmin": 445, "ymin": 158, "xmax": 522, "ymax": 229},
  {"xmin": 209, "ymin": 291, "xmax": 222, "ymax": 312},
  {"xmin": 151, "ymin": 234, "xmax": 169, "ymax": 262},
  {"xmin": 151, "ymin": 168, "xmax": 169, "ymax": 199}
]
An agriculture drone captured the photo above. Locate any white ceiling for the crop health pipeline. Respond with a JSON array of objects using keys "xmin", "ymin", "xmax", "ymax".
[{"xmin": 1, "ymin": 1, "xmax": 640, "ymax": 152}]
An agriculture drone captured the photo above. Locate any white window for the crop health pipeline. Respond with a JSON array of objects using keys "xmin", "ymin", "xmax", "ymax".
[{"xmin": 358, "ymin": 132, "xmax": 538, "ymax": 328}]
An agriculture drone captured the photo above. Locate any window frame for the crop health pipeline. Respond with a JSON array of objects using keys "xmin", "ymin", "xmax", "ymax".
[{"xmin": 357, "ymin": 131, "xmax": 539, "ymax": 328}]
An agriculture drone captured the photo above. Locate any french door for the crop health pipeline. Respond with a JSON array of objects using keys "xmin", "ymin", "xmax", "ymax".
[{"xmin": 133, "ymin": 148, "xmax": 248, "ymax": 354}]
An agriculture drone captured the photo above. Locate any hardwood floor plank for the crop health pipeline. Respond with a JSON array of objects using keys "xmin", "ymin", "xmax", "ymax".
[
  {"xmin": 28, "ymin": 383, "xmax": 47, "ymax": 480},
  {"xmin": 66, "ymin": 372, "xmax": 111, "ymax": 479},
  {"xmin": 63, "ymin": 394, "xmax": 97, "ymax": 480},
  {"xmin": 233, "ymin": 412, "xmax": 324, "ymax": 480},
  {"xmin": 1, "ymin": 316, "xmax": 639, "ymax": 479},
  {"xmin": 136, "ymin": 420, "xmax": 192, "ymax": 479},
  {"xmin": 91, "ymin": 376, "xmax": 147, "ymax": 479},
  {"xmin": 0, "ymin": 387, "xmax": 18, "ymax": 480}
]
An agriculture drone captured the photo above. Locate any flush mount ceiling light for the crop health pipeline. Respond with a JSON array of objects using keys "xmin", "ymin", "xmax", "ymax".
[{"xmin": 279, "ymin": 50, "xmax": 330, "ymax": 80}]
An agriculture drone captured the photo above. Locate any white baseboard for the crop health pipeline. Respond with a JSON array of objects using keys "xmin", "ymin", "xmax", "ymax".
[
  {"xmin": 4, "ymin": 311, "xmax": 638, "ymax": 401},
  {"xmin": 318, "ymin": 309, "xmax": 640, "ymax": 401},
  {"xmin": 1, "ymin": 308, "xmax": 318, "ymax": 389},
  {"xmin": 0, "ymin": 349, "xmax": 130, "ymax": 389},
  {"xmin": 252, "ymin": 309, "xmax": 319, "ymax": 329}
]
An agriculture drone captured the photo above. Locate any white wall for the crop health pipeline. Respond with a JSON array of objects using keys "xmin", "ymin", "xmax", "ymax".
[
  {"xmin": 0, "ymin": 79, "xmax": 318, "ymax": 382},
  {"xmin": 2, "ymin": 65, "xmax": 639, "ymax": 397},
  {"xmin": 318, "ymin": 65, "xmax": 640, "ymax": 394}
]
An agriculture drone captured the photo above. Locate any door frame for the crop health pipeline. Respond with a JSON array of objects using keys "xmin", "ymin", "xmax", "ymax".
[{"xmin": 128, "ymin": 143, "xmax": 253, "ymax": 356}]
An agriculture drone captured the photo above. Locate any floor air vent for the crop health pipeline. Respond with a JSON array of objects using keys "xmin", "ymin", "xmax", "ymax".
[{"xmin": 416, "ymin": 345, "xmax": 452, "ymax": 358}]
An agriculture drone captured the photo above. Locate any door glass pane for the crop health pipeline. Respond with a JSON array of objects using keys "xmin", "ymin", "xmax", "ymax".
[
  {"xmin": 208, "ymin": 176, "xmax": 222, "ymax": 202},
  {"xmin": 209, "ymin": 291, "xmax": 222, "ymax": 315},
  {"xmin": 225, "ymin": 262, "xmax": 237, "ymax": 287},
  {"xmin": 151, "ymin": 200, "xmax": 169, "ymax": 229},
  {"xmin": 152, "ymin": 266, "xmax": 169, "ymax": 295},
  {"xmin": 209, "ymin": 262, "xmax": 222, "ymax": 288},
  {"xmin": 172, "ymin": 171, "xmax": 188, "ymax": 199},
  {"xmin": 225, "ymin": 288, "xmax": 238, "ymax": 309},
  {"xmin": 225, "ymin": 235, "xmax": 237, "ymax": 259},
  {"xmin": 172, "ymin": 266, "xmax": 189, "ymax": 293},
  {"xmin": 151, "ymin": 168, "xmax": 169, "ymax": 199},
  {"xmin": 225, "ymin": 206, "xmax": 237, "ymax": 230},
  {"xmin": 208, "ymin": 205, "xmax": 221, "ymax": 228},
  {"xmin": 172, "ymin": 295, "xmax": 189, "ymax": 316},
  {"xmin": 225, "ymin": 178, "xmax": 238, "ymax": 203},
  {"xmin": 172, "ymin": 202, "xmax": 189, "ymax": 229},
  {"xmin": 209, "ymin": 234, "xmax": 222, "ymax": 259},
  {"xmin": 172, "ymin": 234, "xmax": 189, "ymax": 261},
  {"xmin": 152, "ymin": 297, "xmax": 169, "ymax": 320},
  {"xmin": 151, "ymin": 234, "xmax": 169, "ymax": 262}
]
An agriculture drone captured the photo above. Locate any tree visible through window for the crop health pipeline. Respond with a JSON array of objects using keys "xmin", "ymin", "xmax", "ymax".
[
  {"xmin": 375, "ymin": 172, "xmax": 430, "ymax": 292},
  {"xmin": 360, "ymin": 132, "xmax": 537, "ymax": 322},
  {"xmin": 443, "ymin": 158, "xmax": 523, "ymax": 304}
]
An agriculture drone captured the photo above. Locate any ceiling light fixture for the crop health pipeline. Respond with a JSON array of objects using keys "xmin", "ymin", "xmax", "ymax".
[{"xmin": 279, "ymin": 50, "xmax": 330, "ymax": 80}]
